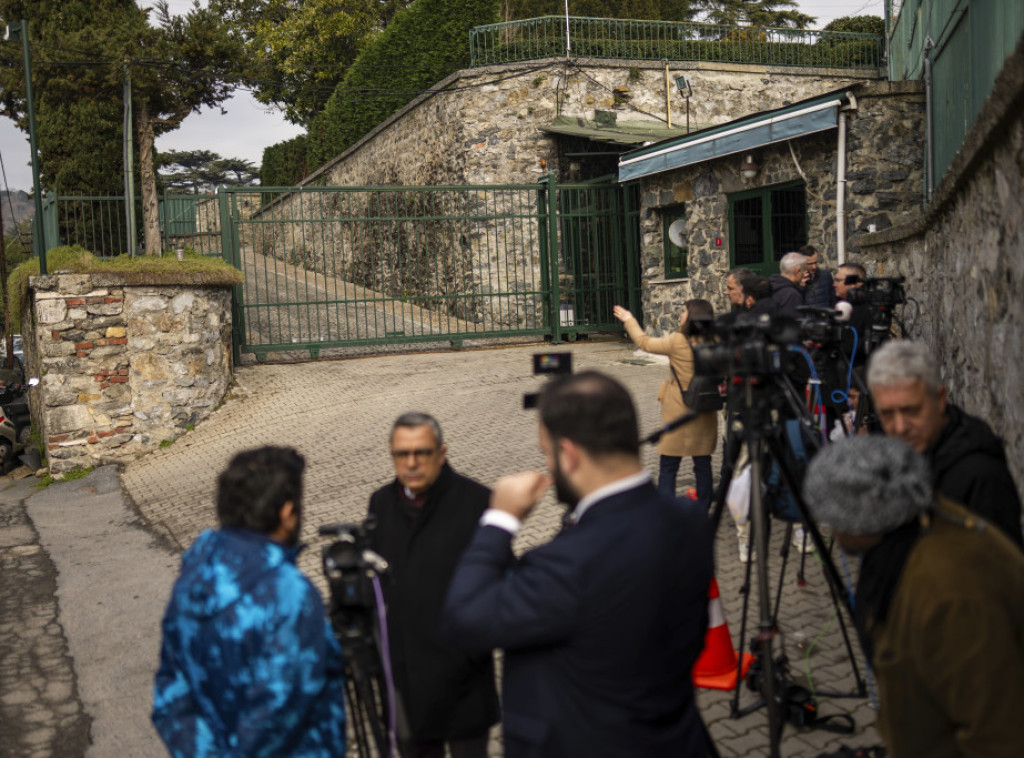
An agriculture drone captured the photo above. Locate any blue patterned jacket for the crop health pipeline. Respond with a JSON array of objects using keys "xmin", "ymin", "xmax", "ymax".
[{"xmin": 153, "ymin": 528, "xmax": 346, "ymax": 757}]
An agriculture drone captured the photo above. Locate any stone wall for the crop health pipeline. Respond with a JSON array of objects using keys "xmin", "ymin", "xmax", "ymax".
[
  {"xmin": 309, "ymin": 58, "xmax": 881, "ymax": 188},
  {"xmin": 634, "ymin": 80, "xmax": 925, "ymax": 334},
  {"xmin": 851, "ymin": 38, "xmax": 1024, "ymax": 488},
  {"xmin": 255, "ymin": 58, "xmax": 879, "ymax": 331},
  {"xmin": 26, "ymin": 275, "xmax": 233, "ymax": 474}
]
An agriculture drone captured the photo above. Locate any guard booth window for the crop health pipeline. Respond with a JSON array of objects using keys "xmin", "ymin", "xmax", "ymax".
[
  {"xmin": 662, "ymin": 205, "xmax": 688, "ymax": 279},
  {"xmin": 728, "ymin": 183, "xmax": 807, "ymax": 276}
]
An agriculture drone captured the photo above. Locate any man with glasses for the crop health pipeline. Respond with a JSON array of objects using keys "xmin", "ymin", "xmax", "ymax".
[{"xmin": 365, "ymin": 412, "xmax": 499, "ymax": 758}]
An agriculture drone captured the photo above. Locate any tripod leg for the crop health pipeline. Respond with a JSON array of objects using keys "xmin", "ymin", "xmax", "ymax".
[{"xmin": 764, "ymin": 435, "xmax": 867, "ymax": 696}]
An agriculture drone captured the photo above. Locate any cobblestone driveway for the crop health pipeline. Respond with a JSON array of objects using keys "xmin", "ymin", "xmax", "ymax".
[{"xmin": 123, "ymin": 340, "xmax": 881, "ymax": 757}]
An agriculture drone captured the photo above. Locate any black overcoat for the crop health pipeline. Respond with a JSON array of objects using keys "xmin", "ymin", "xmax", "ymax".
[{"xmin": 366, "ymin": 463, "xmax": 499, "ymax": 741}]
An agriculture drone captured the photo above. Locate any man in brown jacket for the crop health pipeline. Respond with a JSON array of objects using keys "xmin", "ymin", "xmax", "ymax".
[{"xmin": 803, "ymin": 436, "xmax": 1024, "ymax": 758}]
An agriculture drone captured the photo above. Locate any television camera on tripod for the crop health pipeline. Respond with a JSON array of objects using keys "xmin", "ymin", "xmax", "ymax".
[{"xmin": 320, "ymin": 521, "xmax": 396, "ymax": 758}]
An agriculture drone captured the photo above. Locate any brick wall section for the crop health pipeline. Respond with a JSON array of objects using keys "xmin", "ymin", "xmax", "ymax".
[
  {"xmin": 26, "ymin": 274, "xmax": 233, "ymax": 474},
  {"xmin": 852, "ymin": 37, "xmax": 1024, "ymax": 490}
]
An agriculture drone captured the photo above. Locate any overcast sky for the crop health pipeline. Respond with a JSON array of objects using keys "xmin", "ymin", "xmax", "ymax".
[{"xmin": 0, "ymin": 0, "xmax": 884, "ymax": 193}]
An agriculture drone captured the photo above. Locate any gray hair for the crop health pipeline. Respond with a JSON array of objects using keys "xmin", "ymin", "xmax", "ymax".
[
  {"xmin": 779, "ymin": 252, "xmax": 807, "ymax": 276},
  {"xmin": 391, "ymin": 412, "xmax": 444, "ymax": 446},
  {"xmin": 867, "ymin": 340, "xmax": 943, "ymax": 394},
  {"xmin": 803, "ymin": 437, "xmax": 932, "ymax": 535}
]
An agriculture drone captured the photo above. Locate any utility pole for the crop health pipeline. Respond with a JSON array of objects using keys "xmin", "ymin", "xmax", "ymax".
[
  {"xmin": 3, "ymin": 19, "xmax": 47, "ymax": 274},
  {"xmin": 123, "ymin": 62, "xmax": 137, "ymax": 257},
  {"xmin": 0, "ymin": 196, "xmax": 13, "ymax": 369}
]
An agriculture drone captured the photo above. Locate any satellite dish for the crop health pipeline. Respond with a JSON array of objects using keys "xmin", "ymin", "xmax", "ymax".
[{"xmin": 668, "ymin": 219, "xmax": 686, "ymax": 248}]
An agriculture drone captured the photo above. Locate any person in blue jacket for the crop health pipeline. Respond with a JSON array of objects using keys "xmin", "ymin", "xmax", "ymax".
[{"xmin": 152, "ymin": 446, "xmax": 346, "ymax": 757}]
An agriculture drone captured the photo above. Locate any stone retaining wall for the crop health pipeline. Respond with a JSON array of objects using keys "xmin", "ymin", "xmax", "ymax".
[
  {"xmin": 25, "ymin": 275, "xmax": 233, "ymax": 474},
  {"xmin": 852, "ymin": 38, "xmax": 1024, "ymax": 489}
]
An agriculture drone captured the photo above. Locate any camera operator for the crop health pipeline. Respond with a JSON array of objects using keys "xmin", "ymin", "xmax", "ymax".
[
  {"xmin": 442, "ymin": 371, "xmax": 715, "ymax": 757},
  {"xmin": 834, "ymin": 262, "xmax": 872, "ymax": 367},
  {"xmin": 804, "ymin": 436, "xmax": 1024, "ymax": 758},
  {"xmin": 800, "ymin": 245, "xmax": 835, "ymax": 308},
  {"xmin": 153, "ymin": 447, "xmax": 347, "ymax": 757},
  {"xmin": 868, "ymin": 341, "xmax": 1023, "ymax": 547},
  {"xmin": 365, "ymin": 413, "xmax": 499, "ymax": 758}
]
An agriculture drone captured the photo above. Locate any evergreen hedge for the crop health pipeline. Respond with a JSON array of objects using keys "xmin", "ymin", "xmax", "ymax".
[
  {"xmin": 261, "ymin": 135, "xmax": 310, "ymax": 188},
  {"xmin": 307, "ymin": 0, "xmax": 499, "ymax": 169}
]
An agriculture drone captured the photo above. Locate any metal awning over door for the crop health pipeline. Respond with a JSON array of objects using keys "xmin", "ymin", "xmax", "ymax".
[{"xmin": 618, "ymin": 89, "xmax": 851, "ymax": 182}]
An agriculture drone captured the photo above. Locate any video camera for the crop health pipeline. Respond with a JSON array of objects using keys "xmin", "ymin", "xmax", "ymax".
[
  {"xmin": 319, "ymin": 521, "xmax": 388, "ymax": 623},
  {"xmin": 798, "ymin": 306, "xmax": 846, "ymax": 349},
  {"xmin": 844, "ymin": 275, "xmax": 906, "ymax": 309},
  {"xmin": 689, "ymin": 312, "xmax": 801, "ymax": 378},
  {"xmin": 522, "ymin": 351, "xmax": 572, "ymax": 409}
]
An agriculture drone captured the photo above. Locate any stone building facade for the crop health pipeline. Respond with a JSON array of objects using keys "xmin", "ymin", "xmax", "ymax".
[
  {"xmin": 631, "ymin": 80, "xmax": 925, "ymax": 333},
  {"xmin": 308, "ymin": 58, "xmax": 881, "ymax": 188},
  {"xmin": 24, "ymin": 275, "xmax": 235, "ymax": 474}
]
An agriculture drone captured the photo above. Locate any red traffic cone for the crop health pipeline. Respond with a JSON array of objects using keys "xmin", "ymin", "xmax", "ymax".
[{"xmin": 693, "ymin": 577, "xmax": 753, "ymax": 690}]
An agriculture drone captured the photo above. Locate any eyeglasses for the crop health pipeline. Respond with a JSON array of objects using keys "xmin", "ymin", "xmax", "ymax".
[{"xmin": 390, "ymin": 448, "xmax": 438, "ymax": 462}]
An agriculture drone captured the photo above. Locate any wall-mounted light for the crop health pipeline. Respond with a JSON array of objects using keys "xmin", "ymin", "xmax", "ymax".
[
  {"xmin": 740, "ymin": 154, "xmax": 759, "ymax": 181},
  {"xmin": 674, "ymin": 76, "xmax": 693, "ymax": 132}
]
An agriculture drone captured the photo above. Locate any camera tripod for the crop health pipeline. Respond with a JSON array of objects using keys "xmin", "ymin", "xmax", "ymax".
[
  {"xmin": 322, "ymin": 525, "xmax": 397, "ymax": 758},
  {"xmin": 708, "ymin": 373, "xmax": 867, "ymax": 758}
]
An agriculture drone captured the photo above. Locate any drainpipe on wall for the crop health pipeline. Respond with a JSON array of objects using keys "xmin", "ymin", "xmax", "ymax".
[
  {"xmin": 924, "ymin": 36, "xmax": 935, "ymax": 204},
  {"xmin": 836, "ymin": 92, "xmax": 857, "ymax": 266}
]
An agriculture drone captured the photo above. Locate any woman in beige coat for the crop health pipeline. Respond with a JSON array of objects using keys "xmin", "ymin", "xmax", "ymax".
[{"xmin": 613, "ymin": 300, "xmax": 718, "ymax": 507}]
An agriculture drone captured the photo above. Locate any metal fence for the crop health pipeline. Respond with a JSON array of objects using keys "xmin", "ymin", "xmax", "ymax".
[
  {"xmin": 39, "ymin": 192, "xmax": 222, "ymax": 257},
  {"xmin": 220, "ymin": 178, "xmax": 639, "ymax": 361},
  {"xmin": 470, "ymin": 16, "xmax": 883, "ymax": 69}
]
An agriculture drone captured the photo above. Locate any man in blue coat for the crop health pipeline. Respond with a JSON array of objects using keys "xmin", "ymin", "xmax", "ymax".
[
  {"xmin": 153, "ymin": 446, "xmax": 346, "ymax": 757},
  {"xmin": 442, "ymin": 371, "xmax": 715, "ymax": 757}
]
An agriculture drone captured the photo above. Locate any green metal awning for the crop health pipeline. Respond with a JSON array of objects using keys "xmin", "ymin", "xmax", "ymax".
[
  {"xmin": 541, "ymin": 115, "xmax": 704, "ymax": 147},
  {"xmin": 618, "ymin": 89, "xmax": 850, "ymax": 182}
]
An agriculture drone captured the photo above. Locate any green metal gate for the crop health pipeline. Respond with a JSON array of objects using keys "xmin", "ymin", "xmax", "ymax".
[{"xmin": 220, "ymin": 176, "xmax": 640, "ymax": 361}]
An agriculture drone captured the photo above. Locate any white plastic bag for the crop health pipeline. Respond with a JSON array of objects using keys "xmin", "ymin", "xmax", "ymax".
[{"xmin": 726, "ymin": 464, "xmax": 753, "ymax": 525}]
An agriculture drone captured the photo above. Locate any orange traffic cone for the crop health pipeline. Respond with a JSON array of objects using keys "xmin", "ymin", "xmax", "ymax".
[{"xmin": 693, "ymin": 577, "xmax": 753, "ymax": 690}]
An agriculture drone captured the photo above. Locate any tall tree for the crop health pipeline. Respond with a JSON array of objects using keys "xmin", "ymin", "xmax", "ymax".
[
  {"xmin": 214, "ymin": 0, "xmax": 416, "ymax": 127},
  {"xmin": 158, "ymin": 149, "xmax": 259, "ymax": 192},
  {"xmin": 505, "ymin": 0, "xmax": 702, "ymax": 21},
  {"xmin": 702, "ymin": 0, "xmax": 814, "ymax": 28},
  {"xmin": 0, "ymin": 0, "xmax": 248, "ymax": 253},
  {"xmin": 0, "ymin": 0, "xmax": 134, "ymax": 193},
  {"xmin": 129, "ymin": 1, "xmax": 247, "ymax": 254}
]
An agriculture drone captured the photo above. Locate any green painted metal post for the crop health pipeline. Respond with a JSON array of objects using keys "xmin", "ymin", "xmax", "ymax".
[
  {"xmin": 6, "ymin": 20, "xmax": 46, "ymax": 273},
  {"xmin": 219, "ymin": 190, "xmax": 243, "ymax": 366},
  {"xmin": 545, "ymin": 172, "xmax": 562, "ymax": 344}
]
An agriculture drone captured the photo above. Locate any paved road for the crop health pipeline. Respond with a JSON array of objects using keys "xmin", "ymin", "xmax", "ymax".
[{"xmin": 3, "ymin": 340, "xmax": 883, "ymax": 757}]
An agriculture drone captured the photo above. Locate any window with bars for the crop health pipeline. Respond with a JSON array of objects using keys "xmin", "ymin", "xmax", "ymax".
[{"xmin": 728, "ymin": 183, "xmax": 807, "ymax": 275}]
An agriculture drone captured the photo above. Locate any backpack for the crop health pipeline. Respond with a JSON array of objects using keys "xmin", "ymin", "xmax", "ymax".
[{"xmin": 683, "ymin": 373, "xmax": 725, "ymax": 412}]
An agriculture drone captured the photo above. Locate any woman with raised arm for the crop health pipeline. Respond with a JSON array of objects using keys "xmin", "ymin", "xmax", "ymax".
[{"xmin": 613, "ymin": 300, "xmax": 718, "ymax": 508}]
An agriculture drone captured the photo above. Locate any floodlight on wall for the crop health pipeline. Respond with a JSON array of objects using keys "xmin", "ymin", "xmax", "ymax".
[
  {"xmin": 674, "ymin": 75, "xmax": 693, "ymax": 133},
  {"xmin": 740, "ymin": 154, "xmax": 759, "ymax": 181}
]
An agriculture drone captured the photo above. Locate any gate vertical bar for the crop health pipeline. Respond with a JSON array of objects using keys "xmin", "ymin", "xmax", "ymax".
[
  {"xmin": 544, "ymin": 172, "xmax": 562, "ymax": 343},
  {"xmin": 220, "ymin": 189, "xmax": 244, "ymax": 366}
]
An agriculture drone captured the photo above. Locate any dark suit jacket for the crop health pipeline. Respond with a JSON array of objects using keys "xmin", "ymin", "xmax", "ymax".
[{"xmin": 441, "ymin": 481, "xmax": 714, "ymax": 758}]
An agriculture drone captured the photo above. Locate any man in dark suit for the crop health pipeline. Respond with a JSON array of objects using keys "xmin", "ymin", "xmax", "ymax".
[{"xmin": 442, "ymin": 371, "xmax": 715, "ymax": 757}]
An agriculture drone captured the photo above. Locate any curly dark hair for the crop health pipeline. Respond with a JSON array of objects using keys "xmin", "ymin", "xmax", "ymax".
[{"xmin": 216, "ymin": 446, "xmax": 306, "ymax": 534}]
